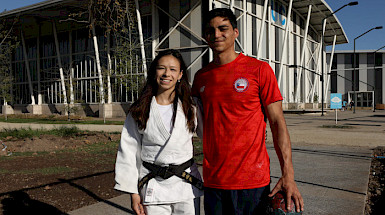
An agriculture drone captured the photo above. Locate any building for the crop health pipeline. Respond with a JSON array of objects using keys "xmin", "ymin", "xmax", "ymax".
[
  {"xmin": 0, "ymin": 0, "xmax": 348, "ymax": 118},
  {"xmin": 327, "ymin": 50, "xmax": 385, "ymax": 110}
]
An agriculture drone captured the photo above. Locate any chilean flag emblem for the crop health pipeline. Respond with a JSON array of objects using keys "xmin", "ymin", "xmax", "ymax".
[{"xmin": 233, "ymin": 78, "xmax": 249, "ymax": 92}]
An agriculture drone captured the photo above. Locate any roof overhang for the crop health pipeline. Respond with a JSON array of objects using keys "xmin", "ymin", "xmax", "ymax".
[
  {"xmin": 290, "ymin": 0, "xmax": 349, "ymax": 46},
  {"xmin": 2, "ymin": 0, "xmax": 349, "ymax": 46},
  {"xmin": 0, "ymin": 0, "xmax": 87, "ymax": 19}
]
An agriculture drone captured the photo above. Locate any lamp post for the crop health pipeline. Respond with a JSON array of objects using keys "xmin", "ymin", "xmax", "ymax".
[
  {"xmin": 353, "ymin": 26, "xmax": 383, "ymax": 113},
  {"xmin": 321, "ymin": 1, "xmax": 358, "ymax": 116},
  {"xmin": 372, "ymin": 45, "xmax": 385, "ymax": 112}
]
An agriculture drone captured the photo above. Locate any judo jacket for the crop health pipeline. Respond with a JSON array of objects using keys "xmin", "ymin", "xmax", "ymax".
[{"xmin": 114, "ymin": 97, "xmax": 203, "ymax": 204}]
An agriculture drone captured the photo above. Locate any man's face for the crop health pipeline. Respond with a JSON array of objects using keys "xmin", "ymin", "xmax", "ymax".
[{"xmin": 204, "ymin": 16, "xmax": 239, "ymax": 54}]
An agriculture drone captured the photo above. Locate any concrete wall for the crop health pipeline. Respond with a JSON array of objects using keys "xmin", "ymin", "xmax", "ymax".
[{"xmin": 2, "ymin": 103, "xmax": 131, "ymax": 118}]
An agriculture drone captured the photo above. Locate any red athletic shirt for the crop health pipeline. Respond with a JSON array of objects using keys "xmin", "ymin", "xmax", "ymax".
[{"xmin": 192, "ymin": 53, "xmax": 283, "ymax": 189}]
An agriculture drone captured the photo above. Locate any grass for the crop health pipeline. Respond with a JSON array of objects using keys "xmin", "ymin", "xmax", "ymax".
[
  {"xmin": 193, "ymin": 137, "xmax": 203, "ymax": 164},
  {"xmin": 0, "ymin": 117, "xmax": 124, "ymax": 125},
  {"xmin": 0, "ymin": 126, "xmax": 83, "ymax": 140},
  {"xmin": 18, "ymin": 166, "xmax": 74, "ymax": 175},
  {"xmin": 74, "ymin": 141, "xmax": 118, "ymax": 155},
  {"xmin": 321, "ymin": 124, "xmax": 354, "ymax": 129},
  {"xmin": 0, "ymin": 114, "xmax": 124, "ymax": 125}
]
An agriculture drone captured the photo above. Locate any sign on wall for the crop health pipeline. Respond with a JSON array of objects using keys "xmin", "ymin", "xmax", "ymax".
[{"xmin": 271, "ymin": 0, "xmax": 286, "ymax": 26}]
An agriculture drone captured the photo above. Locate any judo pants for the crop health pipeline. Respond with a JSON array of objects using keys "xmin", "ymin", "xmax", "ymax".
[
  {"xmin": 204, "ymin": 185, "xmax": 270, "ymax": 215},
  {"xmin": 144, "ymin": 197, "xmax": 200, "ymax": 215}
]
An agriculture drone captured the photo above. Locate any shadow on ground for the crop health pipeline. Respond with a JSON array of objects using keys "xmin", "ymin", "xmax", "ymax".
[{"xmin": 1, "ymin": 191, "xmax": 68, "ymax": 215}]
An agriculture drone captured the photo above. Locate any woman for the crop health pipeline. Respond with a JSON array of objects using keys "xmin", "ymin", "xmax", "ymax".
[{"xmin": 114, "ymin": 49, "xmax": 203, "ymax": 215}]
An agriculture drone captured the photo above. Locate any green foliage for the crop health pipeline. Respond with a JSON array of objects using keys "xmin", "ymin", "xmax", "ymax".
[
  {"xmin": 75, "ymin": 141, "xmax": 118, "ymax": 156},
  {"xmin": 19, "ymin": 166, "xmax": 74, "ymax": 175},
  {"xmin": 0, "ymin": 128, "xmax": 43, "ymax": 139},
  {"xmin": 50, "ymin": 126, "xmax": 81, "ymax": 137},
  {"xmin": 0, "ymin": 116, "xmax": 124, "ymax": 125},
  {"xmin": 0, "ymin": 126, "xmax": 81, "ymax": 139},
  {"xmin": 68, "ymin": 0, "xmax": 145, "ymax": 103},
  {"xmin": 0, "ymin": 17, "xmax": 18, "ymax": 105},
  {"xmin": 193, "ymin": 137, "xmax": 203, "ymax": 164},
  {"xmin": 313, "ymin": 93, "xmax": 319, "ymax": 103}
]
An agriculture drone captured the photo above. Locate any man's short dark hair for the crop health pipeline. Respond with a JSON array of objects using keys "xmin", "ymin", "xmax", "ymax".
[{"xmin": 205, "ymin": 8, "xmax": 237, "ymax": 29}]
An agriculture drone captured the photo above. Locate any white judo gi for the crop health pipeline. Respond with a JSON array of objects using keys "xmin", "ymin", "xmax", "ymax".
[{"xmin": 114, "ymin": 97, "xmax": 203, "ymax": 207}]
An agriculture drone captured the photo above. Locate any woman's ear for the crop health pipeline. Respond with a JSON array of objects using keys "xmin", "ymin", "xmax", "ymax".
[{"xmin": 179, "ymin": 70, "xmax": 184, "ymax": 80}]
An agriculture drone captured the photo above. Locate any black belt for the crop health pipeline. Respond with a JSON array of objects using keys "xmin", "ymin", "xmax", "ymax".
[{"xmin": 138, "ymin": 158, "xmax": 204, "ymax": 190}]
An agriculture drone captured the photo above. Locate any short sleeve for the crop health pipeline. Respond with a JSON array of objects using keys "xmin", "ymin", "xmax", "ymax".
[{"xmin": 259, "ymin": 62, "xmax": 283, "ymax": 108}]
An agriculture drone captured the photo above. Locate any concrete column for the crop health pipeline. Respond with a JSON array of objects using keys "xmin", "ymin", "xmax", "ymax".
[
  {"xmin": 359, "ymin": 53, "xmax": 367, "ymax": 91},
  {"xmin": 382, "ymin": 53, "xmax": 385, "ymax": 104},
  {"xmin": 337, "ymin": 54, "xmax": 345, "ymax": 95},
  {"xmin": 2, "ymin": 105, "xmax": 14, "ymax": 115}
]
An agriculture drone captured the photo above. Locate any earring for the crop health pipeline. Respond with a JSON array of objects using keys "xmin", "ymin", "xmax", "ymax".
[{"xmin": 177, "ymin": 79, "xmax": 181, "ymax": 83}]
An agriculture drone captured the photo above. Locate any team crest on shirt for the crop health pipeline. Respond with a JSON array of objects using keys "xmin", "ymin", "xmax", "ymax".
[{"xmin": 233, "ymin": 78, "xmax": 249, "ymax": 92}]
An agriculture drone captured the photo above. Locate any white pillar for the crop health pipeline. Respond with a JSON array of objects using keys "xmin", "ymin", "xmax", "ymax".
[
  {"xmin": 242, "ymin": 0, "xmax": 248, "ymax": 54},
  {"xmin": 295, "ymin": 4, "xmax": 311, "ymax": 103},
  {"xmin": 52, "ymin": 21, "xmax": 68, "ymax": 104},
  {"xmin": 69, "ymin": 31, "xmax": 74, "ymax": 104},
  {"xmin": 134, "ymin": 0, "xmax": 148, "ymax": 78},
  {"xmin": 257, "ymin": 0, "xmax": 269, "ymax": 60},
  {"xmin": 20, "ymin": 31, "xmax": 36, "ymax": 105},
  {"xmin": 151, "ymin": 0, "xmax": 157, "ymax": 59},
  {"xmin": 91, "ymin": 18, "xmax": 105, "ymax": 104},
  {"xmin": 277, "ymin": 0, "xmax": 293, "ymax": 86},
  {"xmin": 325, "ymin": 35, "xmax": 336, "ymax": 103},
  {"xmin": 107, "ymin": 33, "xmax": 113, "ymax": 104}
]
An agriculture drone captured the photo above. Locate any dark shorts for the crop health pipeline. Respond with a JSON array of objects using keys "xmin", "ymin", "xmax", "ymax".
[{"xmin": 204, "ymin": 185, "xmax": 270, "ymax": 215}]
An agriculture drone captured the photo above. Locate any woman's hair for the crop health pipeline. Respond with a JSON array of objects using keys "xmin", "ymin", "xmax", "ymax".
[{"xmin": 129, "ymin": 49, "xmax": 196, "ymax": 132}]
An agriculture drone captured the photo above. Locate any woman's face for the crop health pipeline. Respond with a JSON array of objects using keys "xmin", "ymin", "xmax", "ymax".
[{"xmin": 155, "ymin": 55, "xmax": 183, "ymax": 95}]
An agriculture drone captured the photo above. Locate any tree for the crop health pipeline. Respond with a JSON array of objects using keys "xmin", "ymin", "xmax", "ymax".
[
  {"xmin": 65, "ymin": 0, "xmax": 145, "ymax": 111},
  {"xmin": 0, "ymin": 17, "xmax": 18, "ymax": 120}
]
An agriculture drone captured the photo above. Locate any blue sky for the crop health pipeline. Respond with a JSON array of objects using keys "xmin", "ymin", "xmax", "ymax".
[
  {"xmin": 1, "ymin": 0, "xmax": 384, "ymax": 51},
  {"xmin": 326, "ymin": 0, "xmax": 385, "ymax": 51}
]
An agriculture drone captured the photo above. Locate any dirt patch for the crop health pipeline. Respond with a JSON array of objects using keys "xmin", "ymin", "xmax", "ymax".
[
  {"xmin": 0, "ymin": 132, "xmax": 122, "ymax": 214},
  {"xmin": 1, "ymin": 132, "xmax": 120, "ymax": 154},
  {"xmin": 365, "ymin": 146, "xmax": 385, "ymax": 215}
]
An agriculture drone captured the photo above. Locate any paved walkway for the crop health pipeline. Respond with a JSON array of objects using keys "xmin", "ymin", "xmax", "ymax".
[
  {"xmin": 1, "ymin": 110, "xmax": 384, "ymax": 214},
  {"xmin": 68, "ymin": 144, "xmax": 372, "ymax": 215}
]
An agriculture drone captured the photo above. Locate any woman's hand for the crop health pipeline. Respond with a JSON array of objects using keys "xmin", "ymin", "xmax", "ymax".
[{"xmin": 131, "ymin": 193, "xmax": 145, "ymax": 215}]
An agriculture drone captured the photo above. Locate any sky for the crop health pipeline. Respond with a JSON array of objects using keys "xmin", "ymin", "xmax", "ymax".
[{"xmin": 1, "ymin": 0, "xmax": 384, "ymax": 51}]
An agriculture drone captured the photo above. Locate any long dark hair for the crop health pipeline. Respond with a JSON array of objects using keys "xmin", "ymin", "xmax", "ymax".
[{"xmin": 129, "ymin": 49, "xmax": 196, "ymax": 132}]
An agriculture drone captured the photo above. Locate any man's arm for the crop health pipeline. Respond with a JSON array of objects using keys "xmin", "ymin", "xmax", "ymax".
[{"xmin": 266, "ymin": 101, "xmax": 304, "ymax": 212}]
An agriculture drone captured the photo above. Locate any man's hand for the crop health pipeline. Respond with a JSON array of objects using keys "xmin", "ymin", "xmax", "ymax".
[
  {"xmin": 269, "ymin": 176, "xmax": 304, "ymax": 213},
  {"xmin": 266, "ymin": 101, "xmax": 304, "ymax": 213},
  {"xmin": 131, "ymin": 193, "xmax": 145, "ymax": 215}
]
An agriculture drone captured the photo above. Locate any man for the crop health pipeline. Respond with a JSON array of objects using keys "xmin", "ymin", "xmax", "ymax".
[{"xmin": 192, "ymin": 8, "xmax": 304, "ymax": 214}]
